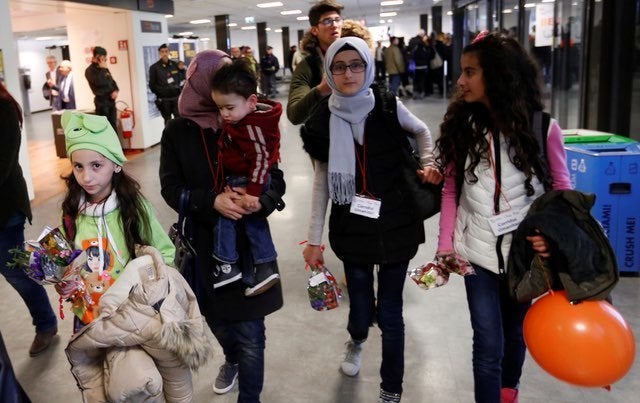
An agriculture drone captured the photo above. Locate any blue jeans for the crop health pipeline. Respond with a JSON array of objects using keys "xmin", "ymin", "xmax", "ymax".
[
  {"xmin": 0, "ymin": 213, "xmax": 57, "ymax": 334},
  {"xmin": 213, "ymin": 176, "xmax": 277, "ymax": 281},
  {"xmin": 209, "ymin": 318, "xmax": 266, "ymax": 403},
  {"xmin": 464, "ymin": 265, "xmax": 531, "ymax": 403},
  {"xmin": 388, "ymin": 74, "xmax": 402, "ymax": 96},
  {"xmin": 344, "ymin": 261, "xmax": 407, "ymax": 395}
]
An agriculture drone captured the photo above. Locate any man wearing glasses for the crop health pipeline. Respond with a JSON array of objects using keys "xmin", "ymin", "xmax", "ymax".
[
  {"xmin": 85, "ymin": 46, "xmax": 119, "ymax": 131},
  {"xmin": 287, "ymin": 0, "xmax": 344, "ymax": 125}
]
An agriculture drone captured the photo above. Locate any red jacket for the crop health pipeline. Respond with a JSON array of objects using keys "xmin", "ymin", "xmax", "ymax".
[{"xmin": 219, "ymin": 99, "xmax": 282, "ymax": 196}]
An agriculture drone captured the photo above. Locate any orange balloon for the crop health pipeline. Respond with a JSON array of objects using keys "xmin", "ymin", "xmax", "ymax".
[{"xmin": 524, "ymin": 290, "xmax": 635, "ymax": 387}]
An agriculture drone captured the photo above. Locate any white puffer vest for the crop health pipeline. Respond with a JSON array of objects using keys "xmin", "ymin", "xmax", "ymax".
[{"xmin": 454, "ymin": 132, "xmax": 545, "ymax": 273}]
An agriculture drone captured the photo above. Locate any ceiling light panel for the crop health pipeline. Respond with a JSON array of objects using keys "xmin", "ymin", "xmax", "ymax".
[
  {"xmin": 280, "ymin": 10, "xmax": 302, "ymax": 15},
  {"xmin": 257, "ymin": 2, "xmax": 283, "ymax": 8}
]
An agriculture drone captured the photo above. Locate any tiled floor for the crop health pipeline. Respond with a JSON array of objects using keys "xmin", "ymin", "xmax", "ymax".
[{"xmin": 2, "ymin": 86, "xmax": 639, "ymax": 402}]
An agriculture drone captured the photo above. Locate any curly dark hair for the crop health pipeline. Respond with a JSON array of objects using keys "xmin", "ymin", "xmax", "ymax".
[
  {"xmin": 210, "ymin": 58, "xmax": 257, "ymax": 99},
  {"xmin": 61, "ymin": 170, "xmax": 151, "ymax": 259},
  {"xmin": 436, "ymin": 32, "xmax": 550, "ymax": 198}
]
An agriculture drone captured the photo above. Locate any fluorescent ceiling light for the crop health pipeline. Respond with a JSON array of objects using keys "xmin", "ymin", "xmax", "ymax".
[
  {"xmin": 36, "ymin": 36, "xmax": 53, "ymax": 40},
  {"xmin": 281, "ymin": 10, "xmax": 302, "ymax": 15},
  {"xmin": 381, "ymin": 1, "xmax": 403, "ymax": 6},
  {"xmin": 165, "ymin": 14, "xmax": 173, "ymax": 18},
  {"xmin": 190, "ymin": 19, "xmax": 211, "ymax": 24},
  {"xmin": 296, "ymin": 16, "xmax": 309, "ymax": 21},
  {"xmin": 201, "ymin": 38, "xmax": 210, "ymax": 41},
  {"xmin": 266, "ymin": 27, "xmax": 271, "ymax": 31},
  {"xmin": 524, "ymin": 3, "xmax": 536, "ymax": 8},
  {"xmin": 380, "ymin": 12, "xmax": 397, "ymax": 17},
  {"xmin": 228, "ymin": 23, "xmax": 238, "ymax": 27},
  {"xmin": 178, "ymin": 31, "xmax": 193, "ymax": 36},
  {"xmin": 387, "ymin": 19, "xmax": 393, "ymax": 23},
  {"xmin": 241, "ymin": 26, "xmax": 257, "ymax": 30},
  {"xmin": 275, "ymin": 29, "xmax": 283, "ymax": 32},
  {"xmin": 379, "ymin": 19, "xmax": 385, "ymax": 23},
  {"xmin": 502, "ymin": 9, "xmax": 513, "ymax": 13},
  {"xmin": 542, "ymin": 0, "xmax": 555, "ymax": 2},
  {"xmin": 446, "ymin": 11, "xmax": 453, "ymax": 15},
  {"xmin": 257, "ymin": 2, "xmax": 283, "ymax": 7}
]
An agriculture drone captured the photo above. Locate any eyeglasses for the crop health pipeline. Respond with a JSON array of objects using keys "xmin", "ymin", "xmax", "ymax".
[
  {"xmin": 330, "ymin": 61, "xmax": 367, "ymax": 75},
  {"xmin": 319, "ymin": 17, "xmax": 343, "ymax": 26}
]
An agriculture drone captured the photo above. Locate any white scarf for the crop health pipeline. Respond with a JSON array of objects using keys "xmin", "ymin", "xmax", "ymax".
[{"xmin": 325, "ymin": 38, "xmax": 376, "ymax": 204}]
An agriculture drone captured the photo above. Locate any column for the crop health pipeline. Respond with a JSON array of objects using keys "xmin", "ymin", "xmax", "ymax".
[
  {"xmin": 297, "ymin": 29, "xmax": 305, "ymax": 45},
  {"xmin": 257, "ymin": 22, "xmax": 268, "ymax": 60},
  {"xmin": 281, "ymin": 27, "xmax": 290, "ymax": 68},
  {"xmin": 432, "ymin": 6, "xmax": 442, "ymax": 34},
  {"xmin": 215, "ymin": 14, "xmax": 230, "ymax": 53},
  {"xmin": 420, "ymin": 14, "xmax": 429, "ymax": 34}
]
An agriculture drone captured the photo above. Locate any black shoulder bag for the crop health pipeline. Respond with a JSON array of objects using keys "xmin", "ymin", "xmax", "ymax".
[
  {"xmin": 168, "ymin": 189, "xmax": 203, "ymax": 303},
  {"xmin": 381, "ymin": 90, "xmax": 443, "ymax": 220}
]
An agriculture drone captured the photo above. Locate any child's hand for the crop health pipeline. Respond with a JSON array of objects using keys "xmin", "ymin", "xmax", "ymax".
[
  {"xmin": 303, "ymin": 244, "xmax": 324, "ymax": 269},
  {"xmin": 527, "ymin": 231, "xmax": 550, "ymax": 258},
  {"xmin": 242, "ymin": 194, "xmax": 260, "ymax": 210},
  {"xmin": 417, "ymin": 166, "xmax": 444, "ymax": 185}
]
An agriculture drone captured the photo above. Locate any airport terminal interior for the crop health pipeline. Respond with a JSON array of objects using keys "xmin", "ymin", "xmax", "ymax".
[
  {"xmin": 1, "ymin": 0, "xmax": 640, "ymax": 402},
  {"xmin": 1, "ymin": 84, "xmax": 639, "ymax": 403}
]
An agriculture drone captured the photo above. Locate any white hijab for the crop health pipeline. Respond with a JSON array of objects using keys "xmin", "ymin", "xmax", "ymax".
[{"xmin": 325, "ymin": 37, "xmax": 376, "ymax": 205}]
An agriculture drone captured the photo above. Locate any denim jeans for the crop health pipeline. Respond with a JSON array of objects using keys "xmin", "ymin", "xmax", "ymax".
[
  {"xmin": 209, "ymin": 318, "xmax": 266, "ymax": 403},
  {"xmin": 0, "ymin": 213, "xmax": 57, "ymax": 334},
  {"xmin": 464, "ymin": 265, "xmax": 531, "ymax": 403},
  {"xmin": 388, "ymin": 74, "xmax": 402, "ymax": 96},
  {"xmin": 213, "ymin": 176, "xmax": 277, "ymax": 272},
  {"xmin": 343, "ymin": 261, "xmax": 408, "ymax": 395}
]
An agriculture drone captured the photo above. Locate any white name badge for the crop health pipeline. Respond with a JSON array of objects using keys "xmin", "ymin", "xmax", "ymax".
[
  {"xmin": 350, "ymin": 194, "xmax": 381, "ymax": 219},
  {"xmin": 167, "ymin": 77, "xmax": 175, "ymax": 84},
  {"xmin": 487, "ymin": 210, "xmax": 525, "ymax": 236}
]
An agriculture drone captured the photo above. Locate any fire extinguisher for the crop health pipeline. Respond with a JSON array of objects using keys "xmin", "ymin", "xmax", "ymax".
[{"xmin": 116, "ymin": 101, "xmax": 135, "ymax": 139}]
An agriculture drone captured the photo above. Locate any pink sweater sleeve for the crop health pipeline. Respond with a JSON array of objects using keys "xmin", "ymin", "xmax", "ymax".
[
  {"xmin": 546, "ymin": 120, "xmax": 572, "ymax": 190},
  {"xmin": 437, "ymin": 162, "xmax": 458, "ymax": 252}
]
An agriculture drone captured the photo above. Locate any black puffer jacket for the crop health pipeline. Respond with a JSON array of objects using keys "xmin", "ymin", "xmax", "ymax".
[
  {"xmin": 508, "ymin": 190, "xmax": 619, "ymax": 303},
  {"xmin": 302, "ymin": 86, "xmax": 425, "ymax": 264}
]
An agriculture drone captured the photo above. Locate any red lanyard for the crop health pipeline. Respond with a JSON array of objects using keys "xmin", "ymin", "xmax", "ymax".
[
  {"xmin": 354, "ymin": 136, "xmax": 374, "ymax": 198},
  {"xmin": 201, "ymin": 129, "xmax": 224, "ymax": 193}
]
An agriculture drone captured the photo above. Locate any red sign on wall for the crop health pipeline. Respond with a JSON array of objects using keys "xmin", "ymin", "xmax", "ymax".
[
  {"xmin": 118, "ymin": 40, "xmax": 128, "ymax": 51},
  {"xmin": 110, "ymin": 56, "xmax": 117, "ymax": 64}
]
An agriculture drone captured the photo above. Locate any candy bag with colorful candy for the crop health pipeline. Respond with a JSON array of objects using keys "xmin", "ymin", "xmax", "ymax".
[
  {"xmin": 408, "ymin": 253, "xmax": 476, "ymax": 290},
  {"xmin": 307, "ymin": 266, "xmax": 342, "ymax": 311}
]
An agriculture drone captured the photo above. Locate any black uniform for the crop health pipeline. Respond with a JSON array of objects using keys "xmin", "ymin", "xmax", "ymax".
[
  {"xmin": 148, "ymin": 59, "xmax": 182, "ymax": 124},
  {"xmin": 84, "ymin": 62, "xmax": 119, "ymax": 131}
]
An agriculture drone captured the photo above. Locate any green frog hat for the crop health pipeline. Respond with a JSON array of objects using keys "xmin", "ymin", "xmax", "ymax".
[{"xmin": 61, "ymin": 111, "xmax": 127, "ymax": 166}]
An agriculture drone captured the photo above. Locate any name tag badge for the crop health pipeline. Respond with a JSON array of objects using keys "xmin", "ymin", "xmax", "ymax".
[
  {"xmin": 350, "ymin": 194, "xmax": 381, "ymax": 219},
  {"xmin": 167, "ymin": 77, "xmax": 175, "ymax": 84},
  {"xmin": 487, "ymin": 210, "xmax": 524, "ymax": 236}
]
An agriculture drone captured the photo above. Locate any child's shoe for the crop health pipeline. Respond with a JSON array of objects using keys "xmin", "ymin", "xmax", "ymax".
[
  {"xmin": 501, "ymin": 387, "xmax": 519, "ymax": 403},
  {"xmin": 379, "ymin": 389, "xmax": 401, "ymax": 402},
  {"xmin": 213, "ymin": 262, "xmax": 242, "ymax": 289},
  {"xmin": 340, "ymin": 339, "xmax": 363, "ymax": 376},
  {"xmin": 244, "ymin": 261, "xmax": 280, "ymax": 297}
]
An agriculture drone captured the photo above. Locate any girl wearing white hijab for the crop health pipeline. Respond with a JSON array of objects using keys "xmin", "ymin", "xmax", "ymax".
[{"xmin": 302, "ymin": 37, "xmax": 442, "ymax": 403}]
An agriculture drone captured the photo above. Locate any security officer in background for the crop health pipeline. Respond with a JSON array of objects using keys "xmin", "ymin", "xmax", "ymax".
[
  {"xmin": 85, "ymin": 46, "xmax": 119, "ymax": 131},
  {"xmin": 148, "ymin": 44, "xmax": 181, "ymax": 125}
]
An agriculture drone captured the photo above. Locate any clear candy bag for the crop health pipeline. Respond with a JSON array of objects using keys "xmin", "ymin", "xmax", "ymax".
[
  {"xmin": 307, "ymin": 266, "xmax": 342, "ymax": 311},
  {"xmin": 408, "ymin": 253, "xmax": 476, "ymax": 290}
]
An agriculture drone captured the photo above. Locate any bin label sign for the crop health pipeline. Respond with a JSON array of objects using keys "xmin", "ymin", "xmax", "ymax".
[
  {"xmin": 625, "ymin": 217, "xmax": 636, "ymax": 269},
  {"xmin": 630, "ymin": 163, "xmax": 638, "ymax": 175},
  {"xmin": 600, "ymin": 204, "xmax": 612, "ymax": 237},
  {"xmin": 605, "ymin": 162, "xmax": 616, "ymax": 176},
  {"xmin": 570, "ymin": 158, "xmax": 587, "ymax": 173}
]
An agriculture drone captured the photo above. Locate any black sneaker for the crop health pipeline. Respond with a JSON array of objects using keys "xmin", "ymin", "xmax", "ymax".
[
  {"xmin": 213, "ymin": 262, "xmax": 242, "ymax": 289},
  {"xmin": 244, "ymin": 261, "xmax": 280, "ymax": 297}
]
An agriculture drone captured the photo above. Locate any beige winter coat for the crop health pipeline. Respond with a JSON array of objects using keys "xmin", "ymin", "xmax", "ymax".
[{"xmin": 65, "ymin": 245, "xmax": 215, "ymax": 403}]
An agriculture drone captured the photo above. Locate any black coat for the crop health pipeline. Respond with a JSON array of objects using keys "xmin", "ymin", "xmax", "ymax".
[
  {"xmin": 302, "ymin": 86, "xmax": 425, "ymax": 264},
  {"xmin": 0, "ymin": 99, "xmax": 32, "ymax": 228},
  {"xmin": 508, "ymin": 190, "xmax": 619, "ymax": 302},
  {"xmin": 160, "ymin": 117, "xmax": 285, "ymax": 321}
]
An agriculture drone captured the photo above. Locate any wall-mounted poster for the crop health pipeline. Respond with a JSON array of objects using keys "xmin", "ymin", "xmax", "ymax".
[
  {"xmin": 183, "ymin": 42, "xmax": 196, "ymax": 66},
  {"xmin": 143, "ymin": 45, "xmax": 161, "ymax": 118}
]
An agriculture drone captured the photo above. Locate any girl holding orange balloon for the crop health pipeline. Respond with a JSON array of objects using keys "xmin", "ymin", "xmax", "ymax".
[{"xmin": 435, "ymin": 31, "xmax": 572, "ymax": 403}]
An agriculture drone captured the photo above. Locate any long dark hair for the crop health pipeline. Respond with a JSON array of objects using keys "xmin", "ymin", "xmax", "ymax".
[
  {"xmin": 0, "ymin": 82, "xmax": 24, "ymax": 128},
  {"xmin": 61, "ymin": 170, "xmax": 151, "ymax": 259},
  {"xmin": 436, "ymin": 32, "xmax": 550, "ymax": 197}
]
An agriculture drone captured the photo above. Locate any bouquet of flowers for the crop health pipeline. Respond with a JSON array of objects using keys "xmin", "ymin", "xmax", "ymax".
[
  {"xmin": 307, "ymin": 266, "xmax": 342, "ymax": 311},
  {"xmin": 408, "ymin": 253, "xmax": 476, "ymax": 290},
  {"xmin": 8, "ymin": 226, "xmax": 89, "ymax": 320}
]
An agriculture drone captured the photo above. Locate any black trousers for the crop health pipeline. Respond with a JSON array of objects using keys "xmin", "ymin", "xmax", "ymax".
[
  {"xmin": 94, "ymin": 99, "xmax": 117, "ymax": 132},
  {"xmin": 156, "ymin": 97, "xmax": 180, "ymax": 124}
]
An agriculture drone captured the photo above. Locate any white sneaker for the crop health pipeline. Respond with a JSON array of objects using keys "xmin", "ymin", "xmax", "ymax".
[{"xmin": 340, "ymin": 339, "xmax": 362, "ymax": 376}]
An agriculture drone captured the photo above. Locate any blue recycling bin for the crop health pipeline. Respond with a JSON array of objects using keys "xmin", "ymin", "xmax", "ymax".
[{"xmin": 564, "ymin": 131, "xmax": 640, "ymax": 273}]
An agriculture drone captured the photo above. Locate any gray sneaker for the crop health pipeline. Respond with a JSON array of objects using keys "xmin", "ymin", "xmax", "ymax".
[
  {"xmin": 212, "ymin": 361, "xmax": 239, "ymax": 394},
  {"xmin": 340, "ymin": 339, "xmax": 363, "ymax": 376}
]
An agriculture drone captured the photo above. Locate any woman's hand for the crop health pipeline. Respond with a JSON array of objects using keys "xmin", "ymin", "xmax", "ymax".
[
  {"xmin": 214, "ymin": 188, "xmax": 251, "ymax": 219},
  {"xmin": 303, "ymin": 244, "xmax": 324, "ymax": 269},
  {"xmin": 527, "ymin": 231, "xmax": 550, "ymax": 258},
  {"xmin": 418, "ymin": 166, "xmax": 444, "ymax": 185}
]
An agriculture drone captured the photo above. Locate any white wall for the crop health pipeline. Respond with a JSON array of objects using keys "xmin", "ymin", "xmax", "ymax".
[
  {"xmin": 1, "ymin": 0, "xmax": 34, "ymax": 199},
  {"xmin": 17, "ymin": 38, "xmax": 66, "ymax": 113}
]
